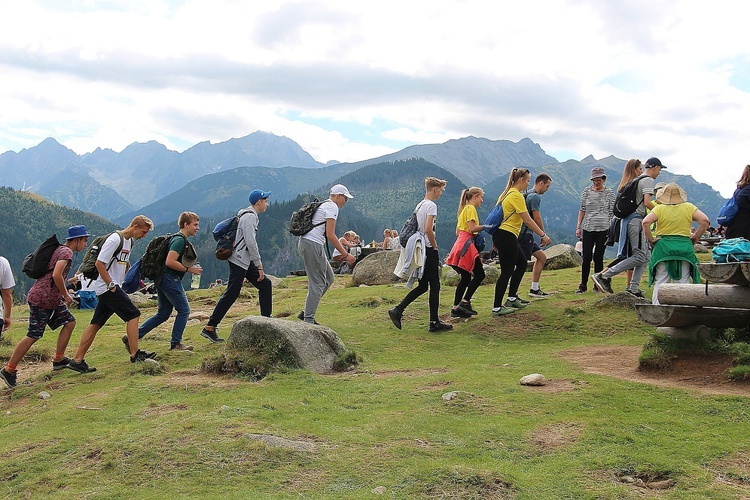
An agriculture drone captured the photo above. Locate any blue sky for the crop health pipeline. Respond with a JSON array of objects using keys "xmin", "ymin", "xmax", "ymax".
[{"xmin": 1, "ymin": 0, "xmax": 748, "ymax": 197}]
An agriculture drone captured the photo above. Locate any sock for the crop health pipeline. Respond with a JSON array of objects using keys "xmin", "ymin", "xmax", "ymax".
[
  {"xmin": 507, "ymin": 297, "xmax": 516, "ymax": 302},
  {"xmin": 531, "ymin": 282, "xmax": 539, "ymax": 291},
  {"xmin": 53, "ymin": 353, "xmax": 66, "ymax": 362},
  {"xmin": 5, "ymin": 363, "xmax": 17, "ymax": 372}
]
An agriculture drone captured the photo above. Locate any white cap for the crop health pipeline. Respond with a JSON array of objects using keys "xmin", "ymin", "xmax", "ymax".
[{"xmin": 330, "ymin": 184, "xmax": 354, "ymax": 199}]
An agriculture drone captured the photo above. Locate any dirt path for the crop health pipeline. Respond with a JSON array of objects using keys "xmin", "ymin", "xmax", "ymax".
[{"xmin": 560, "ymin": 345, "xmax": 750, "ymax": 397}]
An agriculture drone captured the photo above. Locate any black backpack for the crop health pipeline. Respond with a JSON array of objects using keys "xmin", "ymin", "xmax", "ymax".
[
  {"xmin": 79, "ymin": 232, "xmax": 124, "ymax": 280},
  {"xmin": 289, "ymin": 199, "xmax": 327, "ymax": 236},
  {"xmin": 212, "ymin": 210, "xmax": 251, "ymax": 260},
  {"xmin": 22, "ymin": 235, "xmax": 61, "ymax": 279},
  {"xmin": 140, "ymin": 233, "xmax": 186, "ymax": 280},
  {"xmin": 613, "ymin": 174, "xmax": 649, "ymax": 218}
]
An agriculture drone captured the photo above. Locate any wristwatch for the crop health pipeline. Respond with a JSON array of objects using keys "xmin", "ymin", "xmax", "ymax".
[{"xmin": 107, "ymin": 281, "xmax": 116, "ymax": 290}]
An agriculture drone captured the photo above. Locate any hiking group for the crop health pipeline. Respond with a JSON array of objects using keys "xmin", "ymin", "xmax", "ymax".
[{"xmin": 0, "ymin": 159, "xmax": 742, "ymax": 388}]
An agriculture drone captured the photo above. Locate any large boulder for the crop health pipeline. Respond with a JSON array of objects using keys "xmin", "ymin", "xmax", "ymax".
[
  {"xmin": 442, "ymin": 264, "xmax": 499, "ymax": 286},
  {"xmin": 227, "ymin": 316, "xmax": 347, "ymax": 374},
  {"xmin": 352, "ymin": 250, "xmax": 404, "ymax": 286},
  {"xmin": 541, "ymin": 244, "xmax": 582, "ymax": 270}
]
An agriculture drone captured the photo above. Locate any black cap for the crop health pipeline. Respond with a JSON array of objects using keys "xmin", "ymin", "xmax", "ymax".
[{"xmin": 645, "ymin": 157, "xmax": 666, "ymax": 168}]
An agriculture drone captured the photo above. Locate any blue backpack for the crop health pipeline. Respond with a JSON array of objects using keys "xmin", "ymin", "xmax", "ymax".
[
  {"xmin": 122, "ymin": 260, "xmax": 142, "ymax": 294},
  {"xmin": 712, "ymin": 237, "xmax": 750, "ymax": 263},
  {"xmin": 717, "ymin": 192, "xmax": 739, "ymax": 227},
  {"xmin": 484, "ymin": 193, "xmax": 512, "ymax": 235}
]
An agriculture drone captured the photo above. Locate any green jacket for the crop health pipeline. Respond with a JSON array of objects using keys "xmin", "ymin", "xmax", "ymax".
[{"xmin": 648, "ymin": 235, "xmax": 700, "ymax": 286}]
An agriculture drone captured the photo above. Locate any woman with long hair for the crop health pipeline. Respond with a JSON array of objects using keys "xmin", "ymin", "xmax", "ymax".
[
  {"xmin": 725, "ymin": 165, "xmax": 750, "ymax": 239},
  {"xmin": 575, "ymin": 167, "xmax": 615, "ymax": 293},
  {"xmin": 445, "ymin": 187, "xmax": 486, "ymax": 317},
  {"xmin": 490, "ymin": 169, "xmax": 551, "ymax": 316}
]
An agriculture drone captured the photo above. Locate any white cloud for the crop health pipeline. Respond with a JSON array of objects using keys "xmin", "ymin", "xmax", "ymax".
[{"xmin": 0, "ymin": 0, "xmax": 748, "ymax": 196}]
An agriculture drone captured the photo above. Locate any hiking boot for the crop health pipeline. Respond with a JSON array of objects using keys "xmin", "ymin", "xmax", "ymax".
[
  {"xmin": 575, "ymin": 284, "xmax": 587, "ymax": 294},
  {"xmin": 130, "ymin": 349, "xmax": 156, "ymax": 363},
  {"xmin": 456, "ymin": 302, "xmax": 478, "ymax": 316},
  {"xmin": 121, "ymin": 335, "xmax": 130, "ymax": 354},
  {"xmin": 200, "ymin": 328, "xmax": 225, "ymax": 343},
  {"xmin": 491, "ymin": 306, "xmax": 516, "ymax": 317},
  {"xmin": 512, "ymin": 295, "xmax": 531, "ymax": 305},
  {"xmin": 170, "ymin": 342, "xmax": 194, "ymax": 351},
  {"xmin": 627, "ymin": 288, "xmax": 646, "ymax": 299},
  {"xmin": 297, "ymin": 310, "xmax": 305, "ymax": 321},
  {"xmin": 52, "ymin": 357, "xmax": 71, "ymax": 371},
  {"xmin": 528, "ymin": 288, "xmax": 549, "ymax": 298},
  {"xmin": 0, "ymin": 368, "xmax": 17, "ymax": 388},
  {"xmin": 504, "ymin": 298, "xmax": 527, "ymax": 309},
  {"xmin": 450, "ymin": 307, "xmax": 472, "ymax": 319},
  {"xmin": 428, "ymin": 320, "xmax": 453, "ymax": 332},
  {"xmin": 456, "ymin": 300, "xmax": 479, "ymax": 316},
  {"xmin": 592, "ymin": 273, "xmax": 613, "ymax": 294},
  {"xmin": 68, "ymin": 359, "xmax": 97, "ymax": 373},
  {"xmin": 388, "ymin": 307, "xmax": 403, "ymax": 330}
]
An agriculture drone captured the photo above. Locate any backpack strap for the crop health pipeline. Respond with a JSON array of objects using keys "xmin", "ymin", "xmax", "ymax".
[{"xmin": 104, "ymin": 231, "xmax": 125, "ymax": 273}]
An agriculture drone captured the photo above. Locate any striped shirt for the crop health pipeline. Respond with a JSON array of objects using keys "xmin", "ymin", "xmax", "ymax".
[{"xmin": 580, "ymin": 186, "xmax": 615, "ymax": 232}]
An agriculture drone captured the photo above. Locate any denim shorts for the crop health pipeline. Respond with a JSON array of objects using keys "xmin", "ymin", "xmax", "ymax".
[{"xmin": 27, "ymin": 303, "xmax": 75, "ymax": 339}]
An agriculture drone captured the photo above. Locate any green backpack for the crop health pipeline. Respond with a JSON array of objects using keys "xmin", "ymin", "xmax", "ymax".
[{"xmin": 79, "ymin": 232, "xmax": 124, "ymax": 280}]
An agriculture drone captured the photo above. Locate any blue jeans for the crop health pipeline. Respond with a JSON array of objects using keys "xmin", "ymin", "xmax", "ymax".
[{"xmin": 138, "ymin": 273, "xmax": 190, "ymax": 344}]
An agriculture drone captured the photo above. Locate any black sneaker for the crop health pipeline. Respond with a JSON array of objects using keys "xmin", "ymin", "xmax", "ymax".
[
  {"xmin": 456, "ymin": 302, "xmax": 478, "ymax": 316},
  {"xmin": 200, "ymin": 328, "xmax": 225, "ymax": 343},
  {"xmin": 575, "ymin": 285, "xmax": 587, "ymax": 294},
  {"xmin": 52, "ymin": 357, "xmax": 71, "ymax": 371},
  {"xmin": 627, "ymin": 289, "xmax": 646, "ymax": 299},
  {"xmin": 297, "ymin": 310, "xmax": 305, "ymax": 321},
  {"xmin": 592, "ymin": 273, "xmax": 614, "ymax": 294},
  {"xmin": 68, "ymin": 359, "xmax": 97, "ymax": 373},
  {"xmin": 450, "ymin": 307, "xmax": 472, "ymax": 319},
  {"xmin": 388, "ymin": 307, "xmax": 403, "ymax": 330},
  {"xmin": 0, "ymin": 368, "xmax": 17, "ymax": 388},
  {"xmin": 429, "ymin": 320, "xmax": 454, "ymax": 333},
  {"xmin": 121, "ymin": 335, "xmax": 130, "ymax": 354},
  {"xmin": 130, "ymin": 349, "xmax": 156, "ymax": 363},
  {"xmin": 528, "ymin": 288, "xmax": 549, "ymax": 298}
]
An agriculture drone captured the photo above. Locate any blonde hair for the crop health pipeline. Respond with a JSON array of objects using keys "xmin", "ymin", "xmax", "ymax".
[
  {"xmin": 130, "ymin": 215, "xmax": 154, "ymax": 230},
  {"xmin": 498, "ymin": 168, "xmax": 530, "ymax": 201},
  {"xmin": 425, "ymin": 177, "xmax": 447, "ymax": 190},
  {"xmin": 457, "ymin": 187, "xmax": 483, "ymax": 217},
  {"xmin": 617, "ymin": 159, "xmax": 642, "ymax": 192},
  {"xmin": 178, "ymin": 211, "xmax": 199, "ymax": 228},
  {"xmin": 383, "ymin": 228, "xmax": 391, "ymax": 236}
]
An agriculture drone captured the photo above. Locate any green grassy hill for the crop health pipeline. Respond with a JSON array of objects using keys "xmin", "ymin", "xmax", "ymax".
[{"xmin": 1, "ymin": 264, "xmax": 748, "ymax": 497}]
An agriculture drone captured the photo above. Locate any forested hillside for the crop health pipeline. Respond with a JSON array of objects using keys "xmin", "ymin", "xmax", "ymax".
[{"xmin": 0, "ymin": 187, "xmax": 118, "ymax": 298}]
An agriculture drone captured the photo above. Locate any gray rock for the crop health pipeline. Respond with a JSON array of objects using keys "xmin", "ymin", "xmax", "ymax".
[
  {"xmin": 372, "ymin": 486, "xmax": 387, "ymax": 495},
  {"xmin": 597, "ymin": 291, "xmax": 650, "ymax": 308},
  {"xmin": 694, "ymin": 243, "xmax": 710, "ymax": 254},
  {"xmin": 228, "ymin": 316, "xmax": 347, "ymax": 374},
  {"xmin": 37, "ymin": 391, "xmax": 51, "ymax": 400},
  {"xmin": 442, "ymin": 264, "xmax": 499, "ymax": 286},
  {"xmin": 519, "ymin": 374, "xmax": 546, "ymax": 386},
  {"xmin": 442, "ymin": 391, "xmax": 459, "ymax": 401},
  {"xmin": 352, "ymin": 250, "xmax": 404, "ymax": 286},
  {"xmin": 541, "ymin": 244, "xmax": 582, "ymax": 270}
]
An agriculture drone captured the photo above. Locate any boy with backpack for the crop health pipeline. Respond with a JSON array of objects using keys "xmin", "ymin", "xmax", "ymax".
[
  {"xmin": 68, "ymin": 216, "xmax": 155, "ymax": 374},
  {"xmin": 593, "ymin": 158, "xmax": 664, "ymax": 296},
  {"xmin": 0, "ymin": 226, "xmax": 89, "ymax": 388},
  {"xmin": 297, "ymin": 184, "xmax": 356, "ymax": 325},
  {"xmin": 136, "ymin": 212, "xmax": 202, "ymax": 351},
  {"xmin": 201, "ymin": 190, "xmax": 273, "ymax": 342}
]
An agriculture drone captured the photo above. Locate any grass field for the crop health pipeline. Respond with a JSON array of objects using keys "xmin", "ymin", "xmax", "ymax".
[{"xmin": 1, "ymin": 265, "xmax": 748, "ymax": 498}]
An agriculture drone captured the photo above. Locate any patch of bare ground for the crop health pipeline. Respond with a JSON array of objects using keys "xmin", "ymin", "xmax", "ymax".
[
  {"xmin": 707, "ymin": 451, "xmax": 750, "ymax": 493},
  {"xmin": 160, "ymin": 369, "xmax": 250, "ymax": 389},
  {"xmin": 560, "ymin": 345, "xmax": 750, "ymax": 397},
  {"xmin": 370, "ymin": 367, "xmax": 448, "ymax": 378},
  {"xmin": 529, "ymin": 422, "xmax": 583, "ymax": 452},
  {"xmin": 471, "ymin": 312, "xmax": 545, "ymax": 339}
]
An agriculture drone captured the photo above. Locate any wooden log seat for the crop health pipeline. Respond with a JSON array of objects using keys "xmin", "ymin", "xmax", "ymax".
[
  {"xmin": 636, "ymin": 303, "xmax": 750, "ymax": 328},
  {"xmin": 657, "ymin": 283, "xmax": 750, "ymax": 308},
  {"xmin": 697, "ymin": 262, "xmax": 750, "ymax": 285}
]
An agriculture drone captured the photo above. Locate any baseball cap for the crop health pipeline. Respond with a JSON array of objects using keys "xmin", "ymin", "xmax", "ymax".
[
  {"xmin": 330, "ymin": 184, "xmax": 354, "ymax": 199},
  {"xmin": 248, "ymin": 189, "xmax": 271, "ymax": 204},
  {"xmin": 645, "ymin": 157, "xmax": 666, "ymax": 169}
]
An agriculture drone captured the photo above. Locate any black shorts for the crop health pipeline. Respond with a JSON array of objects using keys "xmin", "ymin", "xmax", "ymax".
[
  {"xmin": 90, "ymin": 286, "xmax": 140, "ymax": 326},
  {"xmin": 518, "ymin": 232, "xmax": 541, "ymax": 261}
]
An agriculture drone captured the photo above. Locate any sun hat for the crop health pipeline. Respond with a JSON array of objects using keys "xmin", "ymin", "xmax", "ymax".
[
  {"xmin": 330, "ymin": 184, "xmax": 354, "ymax": 199},
  {"xmin": 655, "ymin": 183, "xmax": 686, "ymax": 205},
  {"xmin": 66, "ymin": 225, "xmax": 91, "ymax": 240},
  {"xmin": 248, "ymin": 189, "xmax": 271, "ymax": 205},
  {"xmin": 590, "ymin": 167, "xmax": 606, "ymax": 180}
]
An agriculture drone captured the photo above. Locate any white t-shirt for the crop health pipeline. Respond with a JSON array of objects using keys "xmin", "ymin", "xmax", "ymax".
[
  {"xmin": 93, "ymin": 233, "xmax": 133, "ymax": 296},
  {"xmin": 0, "ymin": 256, "xmax": 15, "ymax": 316},
  {"xmin": 301, "ymin": 199, "xmax": 339, "ymax": 246},
  {"xmin": 416, "ymin": 199, "xmax": 438, "ymax": 248}
]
